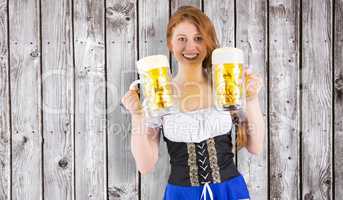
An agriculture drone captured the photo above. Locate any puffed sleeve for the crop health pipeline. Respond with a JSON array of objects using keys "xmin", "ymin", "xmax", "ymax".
[{"xmin": 144, "ymin": 115, "xmax": 163, "ymax": 128}]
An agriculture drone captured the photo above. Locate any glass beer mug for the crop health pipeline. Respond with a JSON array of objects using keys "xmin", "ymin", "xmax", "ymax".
[
  {"xmin": 212, "ymin": 47, "xmax": 246, "ymax": 111},
  {"xmin": 129, "ymin": 55, "xmax": 177, "ymax": 119}
]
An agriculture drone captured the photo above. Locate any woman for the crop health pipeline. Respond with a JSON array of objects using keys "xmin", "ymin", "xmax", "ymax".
[{"xmin": 121, "ymin": 6, "xmax": 264, "ymax": 200}]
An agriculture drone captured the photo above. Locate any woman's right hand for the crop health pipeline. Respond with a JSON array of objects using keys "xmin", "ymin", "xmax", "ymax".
[{"xmin": 121, "ymin": 86, "xmax": 144, "ymax": 116}]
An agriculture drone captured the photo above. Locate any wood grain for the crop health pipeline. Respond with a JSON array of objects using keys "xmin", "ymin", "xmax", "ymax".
[
  {"xmin": 41, "ymin": 0, "xmax": 74, "ymax": 199},
  {"xmin": 73, "ymin": 0, "xmax": 106, "ymax": 199},
  {"xmin": 106, "ymin": 0, "xmax": 138, "ymax": 199},
  {"xmin": 0, "ymin": 0, "xmax": 10, "ymax": 199},
  {"xmin": 8, "ymin": 0, "xmax": 42, "ymax": 199},
  {"xmin": 302, "ymin": 0, "xmax": 333, "ymax": 199},
  {"xmin": 235, "ymin": 1, "xmax": 268, "ymax": 199},
  {"xmin": 203, "ymin": 0, "xmax": 234, "ymax": 47},
  {"xmin": 334, "ymin": 0, "xmax": 343, "ymax": 198},
  {"xmin": 269, "ymin": 0, "xmax": 300, "ymax": 199},
  {"xmin": 139, "ymin": 0, "xmax": 170, "ymax": 199},
  {"xmin": 171, "ymin": 0, "xmax": 201, "ymax": 10}
]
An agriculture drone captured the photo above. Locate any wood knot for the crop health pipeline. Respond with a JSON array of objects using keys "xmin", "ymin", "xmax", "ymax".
[
  {"xmin": 147, "ymin": 25, "xmax": 156, "ymax": 37},
  {"xmin": 270, "ymin": 4, "xmax": 286, "ymax": 16},
  {"xmin": 304, "ymin": 191, "xmax": 313, "ymax": 200},
  {"xmin": 58, "ymin": 158, "xmax": 68, "ymax": 169},
  {"xmin": 86, "ymin": 16, "xmax": 93, "ymax": 22},
  {"xmin": 0, "ymin": 160, "xmax": 5, "ymax": 167},
  {"xmin": 108, "ymin": 186, "xmax": 125, "ymax": 198},
  {"xmin": 324, "ymin": 179, "xmax": 331, "ymax": 185},
  {"xmin": 22, "ymin": 136, "xmax": 28, "ymax": 144},
  {"xmin": 106, "ymin": 7, "xmax": 114, "ymax": 16},
  {"xmin": 335, "ymin": 76, "xmax": 343, "ymax": 91},
  {"xmin": 30, "ymin": 49, "xmax": 40, "ymax": 57}
]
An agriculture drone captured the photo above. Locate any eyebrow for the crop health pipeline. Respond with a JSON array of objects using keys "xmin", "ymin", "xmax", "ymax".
[{"xmin": 175, "ymin": 33, "xmax": 202, "ymax": 37}]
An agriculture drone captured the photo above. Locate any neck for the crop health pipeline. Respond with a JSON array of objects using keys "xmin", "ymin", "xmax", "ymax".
[{"xmin": 174, "ymin": 63, "xmax": 206, "ymax": 84}]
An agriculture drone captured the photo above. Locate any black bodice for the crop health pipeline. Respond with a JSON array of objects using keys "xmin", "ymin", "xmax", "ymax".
[{"xmin": 162, "ymin": 127, "xmax": 241, "ymax": 186}]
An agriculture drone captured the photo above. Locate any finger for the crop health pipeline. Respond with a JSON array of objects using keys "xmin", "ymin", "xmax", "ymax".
[
  {"xmin": 243, "ymin": 66, "xmax": 253, "ymax": 74},
  {"xmin": 246, "ymin": 74, "xmax": 261, "ymax": 85},
  {"xmin": 129, "ymin": 81, "xmax": 140, "ymax": 91},
  {"xmin": 119, "ymin": 102, "xmax": 127, "ymax": 110},
  {"xmin": 121, "ymin": 96, "xmax": 127, "ymax": 104},
  {"xmin": 129, "ymin": 85, "xmax": 138, "ymax": 91},
  {"xmin": 244, "ymin": 72, "xmax": 254, "ymax": 81},
  {"xmin": 128, "ymin": 90, "xmax": 140, "ymax": 98},
  {"xmin": 122, "ymin": 92, "xmax": 132, "ymax": 102},
  {"xmin": 245, "ymin": 67, "xmax": 253, "ymax": 74}
]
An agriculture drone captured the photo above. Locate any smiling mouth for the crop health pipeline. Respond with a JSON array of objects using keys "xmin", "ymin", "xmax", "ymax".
[{"xmin": 182, "ymin": 53, "xmax": 199, "ymax": 60}]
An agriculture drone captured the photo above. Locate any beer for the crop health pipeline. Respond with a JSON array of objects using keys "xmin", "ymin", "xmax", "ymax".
[
  {"xmin": 212, "ymin": 48, "xmax": 245, "ymax": 111},
  {"xmin": 131, "ymin": 55, "xmax": 176, "ymax": 118},
  {"xmin": 140, "ymin": 66, "xmax": 174, "ymax": 110}
]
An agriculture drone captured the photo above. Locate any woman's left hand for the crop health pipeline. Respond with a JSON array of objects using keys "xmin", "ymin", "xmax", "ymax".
[{"xmin": 244, "ymin": 68, "xmax": 263, "ymax": 101}]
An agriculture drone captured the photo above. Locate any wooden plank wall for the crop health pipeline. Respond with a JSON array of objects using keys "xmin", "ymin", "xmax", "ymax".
[
  {"xmin": 269, "ymin": 0, "xmax": 300, "ymax": 199},
  {"xmin": 41, "ymin": 0, "xmax": 74, "ymax": 200},
  {"xmin": 9, "ymin": 1, "xmax": 42, "ymax": 200},
  {"xmin": 106, "ymin": 0, "xmax": 138, "ymax": 199},
  {"xmin": 334, "ymin": 1, "xmax": 343, "ymax": 199},
  {"xmin": 74, "ymin": 1, "xmax": 107, "ymax": 200},
  {"xmin": 0, "ymin": 0, "xmax": 10, "ymax": 199},
  {"xmin": 0, "ymin": 0, "xmax": 342, "ymax": 200},
  {"xmin": 302, "ymin": 0, "xmax": 333, "ymax": 199}
]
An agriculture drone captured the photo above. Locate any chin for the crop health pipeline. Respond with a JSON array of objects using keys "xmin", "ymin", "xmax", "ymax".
[
  {"xmin": 182, "ymin": 57, "xmax": 204, "ymax": 65},
  {"xmin": 182, "ymin": 61, "xmax": 202, "ymax": 67}
]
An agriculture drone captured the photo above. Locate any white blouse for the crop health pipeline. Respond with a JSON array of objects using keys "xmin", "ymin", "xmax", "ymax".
[{"xmin": 146, "ymin": 107, "xmax": 233, "ymax": 143}]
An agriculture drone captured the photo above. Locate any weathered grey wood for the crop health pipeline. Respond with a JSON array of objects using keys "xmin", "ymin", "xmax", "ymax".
[
  {"xmin": 302, "ymin": 0, "xmax": 333, "ymax": 199},
  {"xmin": 235, "ymin": 1, "xmax": 268, "ymax": 199},
  {"xmin": 8, "ymin": 0, "xmax": 42, "ymax": 200},
  {"xmin": 73, "ymin": 0, "xmax": 106, "ymax": 199},
  {"xmin": 269, "ymin": 0, "xmax": 300, "ymax": 199},
  {"xmin": 41, "ymin": 0, "xmax": 74, "ymax": 199},
  {"xmin": 105, "ymin": 0, "xmax": 138, "ymax": 199},
  {"xmin": 171, "ymin": 0, "xmax": 201, "ymax": 10},
  {"xmin": 203, "ymin": 0, "xmax": 235, "ymax": 47},
  {"xmin": 139, "ymin": 0, "xmax": 170, "ymax": 199},
  {"xmin": 0, "ymin": 0, "xmax": 10, "ymax": 199},
  {"xmin": 170, "ymin": 0, "xmax": 202, "ymax": 77},
  {"xmin": 334, "ymin": 0, "xmax": 343, "ymax": 198}
]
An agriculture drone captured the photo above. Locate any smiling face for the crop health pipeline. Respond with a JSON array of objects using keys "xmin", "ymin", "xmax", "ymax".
[{"xmin": 169, "ymin": 21, "xmax": 207, "ymax": 66}]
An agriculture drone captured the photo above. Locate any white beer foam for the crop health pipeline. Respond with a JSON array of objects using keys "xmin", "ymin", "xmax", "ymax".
[
  {"xmin": 136, "ymin": 55, "xmax": 169, "ymax": 72},
  {"xmin": 212, "ymin": 47, "xmax": 244, "ymax": 64}
]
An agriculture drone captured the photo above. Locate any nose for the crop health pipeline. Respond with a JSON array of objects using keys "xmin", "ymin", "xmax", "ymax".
[{"xmin": 185, "ymin": 40, "xmax": 197, "ymax": 52}]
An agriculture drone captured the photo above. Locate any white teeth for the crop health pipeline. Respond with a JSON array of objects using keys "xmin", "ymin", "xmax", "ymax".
[{"xmin": 183, "ymin": 54, "xmax": 198, "ymax": 59}]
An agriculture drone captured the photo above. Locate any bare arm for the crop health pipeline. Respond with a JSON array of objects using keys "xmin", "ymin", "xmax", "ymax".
[
  {"xmin": 121, "ymin": 87, "xmax": 160, "ymax": 175},
  {"xmin": 130, "ymin": 113, "xmax": 161, "ymax": 175},
  {"xmin": 241, "ymin": 68, "xmax": 265, "ymax": 155},
  {"xmin": 245, "ymin": 96, "xmax": 265, "ymax": 155}
]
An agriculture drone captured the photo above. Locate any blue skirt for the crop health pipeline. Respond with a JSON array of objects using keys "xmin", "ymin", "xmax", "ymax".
[{"xmin": 163, "ymin": 175, "xmax": 250, "ymax": 200}]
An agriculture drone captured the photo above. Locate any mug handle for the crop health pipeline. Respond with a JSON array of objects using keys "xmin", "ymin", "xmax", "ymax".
[
  {"xmin": 129, "ymin": 79, "xmax": 141, "ymax": 91},
  {"xmin": 128, "ymin": 79, "xmax": 151, "ymax": 116}
]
